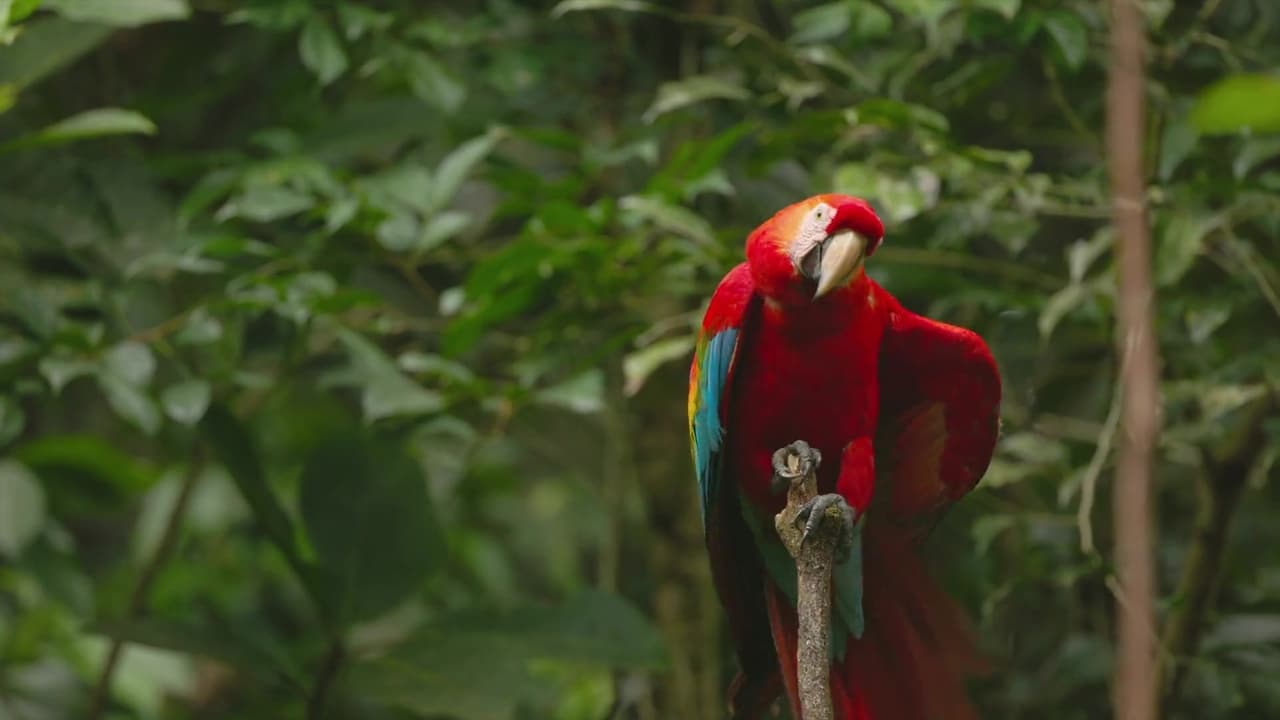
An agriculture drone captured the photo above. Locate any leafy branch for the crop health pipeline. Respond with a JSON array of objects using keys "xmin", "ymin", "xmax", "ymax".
[
  {"xmin": 86, "ymin": 446, "xmax": 207, "ymax": 720},
  {"xmin": 1160, "ymin": 391, "xmax": 1275, "ymax": 702}
]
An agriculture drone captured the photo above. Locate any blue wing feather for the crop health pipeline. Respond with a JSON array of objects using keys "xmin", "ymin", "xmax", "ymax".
[{"xmin": 693, "ymin": 327, "xmax": 739, "ymax": 532}]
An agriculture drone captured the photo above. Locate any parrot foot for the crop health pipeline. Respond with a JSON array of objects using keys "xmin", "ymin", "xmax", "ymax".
[
  {"xmin": 770, "ymin": 440, "xmax": 822, "ymax": 494},
  {"xmin": 795, "ymin": 493, "xmax": 856, "ymax": 563}
]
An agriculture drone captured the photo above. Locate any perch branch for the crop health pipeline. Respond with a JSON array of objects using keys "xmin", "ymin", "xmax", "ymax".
[{"xmin": 772, "ymin": 441, "xmax": 841, "ymax": 720}]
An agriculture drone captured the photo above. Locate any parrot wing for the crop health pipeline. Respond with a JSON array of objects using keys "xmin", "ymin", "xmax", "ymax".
[
  {"xmin": 688, "ymin": 263, "xmax": 785, "ymax": 718},
  {"xmin": 830, "ymin": 281, "xmax": 1001, "ymax": 720},
  {"xmin": 873, "ymin": 282, "xmax": 1002, "ymax": 529},
  {"xmin": 688, "ymin": 263, "xmax": 758, "ymax": 536}
]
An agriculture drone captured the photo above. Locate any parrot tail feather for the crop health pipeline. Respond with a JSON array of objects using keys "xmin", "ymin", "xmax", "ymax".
[{"xmin": 841, "ymin": 518, "xmax": 988, "ymax": 720}]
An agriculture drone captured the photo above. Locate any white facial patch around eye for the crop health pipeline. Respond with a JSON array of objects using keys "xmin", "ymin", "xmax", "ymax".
[{"xmin": 790, "ymin": 202, "xmax": 836, "ymax": 269}]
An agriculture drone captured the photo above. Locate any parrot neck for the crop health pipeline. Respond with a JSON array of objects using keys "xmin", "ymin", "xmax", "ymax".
[{"xmin": 764, "ymin": 273, "xmax": 876, "ymax": 337}]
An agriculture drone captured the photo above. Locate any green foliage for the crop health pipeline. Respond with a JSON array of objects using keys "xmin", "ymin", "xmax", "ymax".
[{"xmin": 0, "ymin": 0, "xmax": 1278, "ymax": 719}]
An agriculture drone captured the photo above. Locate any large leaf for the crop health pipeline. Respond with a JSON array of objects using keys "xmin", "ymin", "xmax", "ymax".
[
  {"xmin": 1191, "ymin": 74, "xmax": 1280, "ymax": 134},
  {"xmin": 200, "ymin": 404, "xmax": 315, "ymax": 591},
  {"xmin": 0, "ymin": 17, "xmax": 112, "ymax": 88},
  {"xmin": 298, "ymin": 431, "xmax": 444, "ymax": 627},
  {"xmin": 348, "ymin": 591, "xmax": 665, "ymax": 719}
]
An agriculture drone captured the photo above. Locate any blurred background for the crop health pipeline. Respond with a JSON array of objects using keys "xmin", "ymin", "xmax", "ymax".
[{"xmin": 0, "ymin": 1, "xmax": 1278, "ymax": 718}]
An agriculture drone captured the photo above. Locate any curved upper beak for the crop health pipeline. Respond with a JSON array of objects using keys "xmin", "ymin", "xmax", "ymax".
[{"xmin": 811, "ymin": 229, "xmax": 868, "ymax": 299}]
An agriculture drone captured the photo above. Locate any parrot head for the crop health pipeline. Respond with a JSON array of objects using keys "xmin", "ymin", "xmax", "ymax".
[{"xmin": 745, "ymin": 194, "xmax": 885, "ymax": 306}]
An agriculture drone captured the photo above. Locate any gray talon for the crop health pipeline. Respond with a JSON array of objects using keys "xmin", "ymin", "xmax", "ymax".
[
  {"xmin": 770, "ymin": 441, "xmax": 822, "ymax": 494},
  {"xmin": 794, "ymin": 493, "xmax": 856, "ymax": 561}
]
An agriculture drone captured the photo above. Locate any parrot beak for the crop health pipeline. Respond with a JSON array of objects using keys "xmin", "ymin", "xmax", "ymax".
[{"xmin": 812, "ymin": 229, "xmax": 868, "ymax": 299}]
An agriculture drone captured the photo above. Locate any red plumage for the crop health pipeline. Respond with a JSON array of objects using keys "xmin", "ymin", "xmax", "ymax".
[{"xmin": 689, "ymin": 195, "xmax": 1001, "ymax": 720}]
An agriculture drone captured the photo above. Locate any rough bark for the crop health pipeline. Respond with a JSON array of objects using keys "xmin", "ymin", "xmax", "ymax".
[
  {"xmin": 772, "ymin": 441, "xmax": 840, "ymax": 720},
  {"xmin": 1106, "ymin": 0, "xmax": 1160, "ymax": 718}
]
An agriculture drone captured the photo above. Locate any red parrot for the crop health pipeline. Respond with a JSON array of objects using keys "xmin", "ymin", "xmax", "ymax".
[{"xmin": 687, "ymin": 194, "xmax": 1001, "ymax": 720}]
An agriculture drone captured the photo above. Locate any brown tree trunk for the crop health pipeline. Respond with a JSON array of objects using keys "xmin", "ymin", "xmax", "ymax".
[{"xmin": 1106, "ymin": 1, "xmax": 1160, "ymax": 719}]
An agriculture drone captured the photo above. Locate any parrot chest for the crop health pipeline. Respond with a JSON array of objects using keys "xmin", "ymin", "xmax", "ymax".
[{"xmin": 730, "ymin": 295, "xmax": 884, "ymax": 511}]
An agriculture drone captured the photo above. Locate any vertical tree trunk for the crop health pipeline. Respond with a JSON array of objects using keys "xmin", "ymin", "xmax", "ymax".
[{"xmin": 1105, "ymin": 1, "xmax": 1160, "ymax": 719}]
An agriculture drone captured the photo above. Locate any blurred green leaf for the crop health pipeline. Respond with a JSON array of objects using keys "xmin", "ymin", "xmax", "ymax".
[
  {"xmin": 1043, "ymin": 11, "xmax": 1088, "ymax": 71},
  {"xmin": 0, "ymin": 396, "xmax": 26, "ymax": 447},
  {"xmin": 402, "ymin": 48, "xmax": 465, "ymax": 113},
  {"xmin": 620, "ymin": 195, "xmax": 715, "ymax": 246},
  {"xmin": 431, "ymin": 129, "xmax": 501, "ymax": 211},
  {"xmin": 1156, "ymin": 212, "xmax": 1213, "ymax": 287},
  {"xmin": 299, "ymin": 431, "xmax": 443, "ymax": 626},
  {"xmin": 44, "ymin": 0, "xmax": 188, "ymax": 26},
  {"xmin": 1158, "ymin": 113, "xmax": 1198, "ymax": 180},
  {"xmin": 643, "ymin": 75, "xmax": 749, "ymax": 123},
  {"xmin": 8, "ymin": 0, "xmax": 43, "ymax": 23},
  {"xmin": 397, "ymin": 351, "xmax": 475, "ymax": 384},
  {"xmin": 419, "ymin": 210, "xmax": 471, "ymax": 251},
  {"xmin": 161, "ymin": 379, "xmax": 211, "ymax": 426},
  {"xmin": 103, "ymin": 341, "xmax": 156, "ymax": 387},
  {"xmin": 833, "ymin": 164, "xmax": 937, "ymax": 223},
  {"xmin": 623, "ymin": 336, "xmax": 694, "ymax": 396},
  {"xmin": 333, "ymin": 328, "xmax": 445, "ymax": 421},
  {"xmin": 0, "ymin": 459, "xmax": 45, "ymax": 556},
  {"xmin": 1039, "ymin": 282, "xmax": 1089, "ymax": 339},
  {"xmin": 976, "ymin": 0, "xmax": 1020, "ymax": 19},
  {"xmin": 98, "ymin": 372, "xmax": 161, "ymax": 435},
  {"xmin": 0, "ymin": 17, "xmax": 111, "ymax": 88},
  {"xmin": 1204, "ymin": 615, "xmax": 1280, "ymax": 649},
  {"xmin": 200, "ymin": 404, "xmax": 314, "ymax": 588},
  {"xmin": 92, "ymin": 616, "xmax": 294, "ymax": 681},
  {"xmin": 350, "ymin": 591, "xmax": 665, "ymax": 719},
  {"xmin": 0, "ymin": 84, "xmax": 16, "ymax": 113},
  {"xmin": 551, "ymin": 0, "xmax": 655, "ymax": 17},
  {"xmin": 789, "ymin": 2, "xmax": 852, "ymax": 45},
  {"xmin": 0, "ymin": 107, "xmax": 155, "ymax": 153},
  {"xmin": 39, "ymin": 356, "xmax": 95, "ymax": 392},
  {"xmin": 298, "ymin": 15, "xmax": 347, "ymax": 85},
  {"xmin": 1191, "ymin": 74, "xmax": 1280, "ymax": 134},
  {"xmin": 218, "ymin": 184, "xmax": 315, "ymax": 222},
  {"xmin": 14, "ymin": 434, "xmax": 153, "ymax": 499}
]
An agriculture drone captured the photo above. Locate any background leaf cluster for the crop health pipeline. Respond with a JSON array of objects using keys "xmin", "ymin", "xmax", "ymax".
[{"xmin": 0, "ymin": 0, "xmax": 1278, "ymax": 718}]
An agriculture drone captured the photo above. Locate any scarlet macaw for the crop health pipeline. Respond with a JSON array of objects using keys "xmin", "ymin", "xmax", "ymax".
[{"xmin": 688, "ymin": 194, "xmax": 1001, "ymax": 720}]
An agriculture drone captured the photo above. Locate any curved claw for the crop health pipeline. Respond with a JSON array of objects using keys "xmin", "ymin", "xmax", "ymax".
[
  {"xmin": 770, "ymin": 440, "xmax": 822, "ymax": 493},
  {"xmin": 794, "ymin": 493, "xmax": 857, "ymax": 561}
]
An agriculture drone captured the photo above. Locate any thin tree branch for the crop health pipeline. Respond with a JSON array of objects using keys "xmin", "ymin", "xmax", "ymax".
[
  {"xmin": 772, "ymin": 441, "xmax": 840, "ymax": 720},
  {"xmin": 87, "ymin": 447, "xmax": 207, "ymax": 720},
  {"xmin": 1078, "ymin": 383, "xmax": 1122, "ymax": 555},
  {"xmin": 305, "ymin": 640, "xmax": 346, "ymax": 720},
  {"xmin": 1106, "ymin": 0, "xmax": 1160, "ymax": 717},
  {"xmin": 1159, "ymin": 392, "xmax": 1274, "ymax": 702}
]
